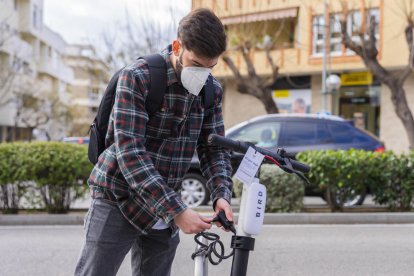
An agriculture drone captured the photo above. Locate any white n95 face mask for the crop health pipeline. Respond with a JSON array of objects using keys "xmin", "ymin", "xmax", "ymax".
[{"xmin": 181, "ymin": 67, "xmax": 212, "ymax": 96}]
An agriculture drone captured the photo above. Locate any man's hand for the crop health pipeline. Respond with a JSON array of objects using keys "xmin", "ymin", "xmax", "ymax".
[
  {"xmin": 174, "ymin": 209, "xmax": 212, "ymax": 234},
  {"xmin": 213, "ymin": 198, "xmax": 233, "ymax": 229}
]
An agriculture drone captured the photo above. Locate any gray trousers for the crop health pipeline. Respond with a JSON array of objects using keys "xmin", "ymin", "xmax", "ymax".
[{"xmin": 74, "ymin": 199, "xmax": 180, "ymax": 276}]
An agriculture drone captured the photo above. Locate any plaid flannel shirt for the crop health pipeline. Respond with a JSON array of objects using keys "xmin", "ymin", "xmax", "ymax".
[{"xmin": 88, "ymin": 46, "xmax": 233, "ymax": 234}]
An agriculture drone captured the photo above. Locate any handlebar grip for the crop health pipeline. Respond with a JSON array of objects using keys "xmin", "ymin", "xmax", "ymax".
[
  {"xmin": 208, "ymin": 134, "xmax": 244, "ymax": 152},
  {"xmin": 290, "ymin": 159, "xmax": 311, "ymax": 173}
]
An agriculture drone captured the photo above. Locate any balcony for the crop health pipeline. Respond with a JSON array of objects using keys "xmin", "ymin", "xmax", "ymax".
[
  {"xmin": 0, "ymin": 36, "xmax": 33, "ymax": 62},
  {"xmin": 214, "ymin": 47, "xmax": 302, "ymax": 78},
  {"xmin": 71, "ymin": 93, "xmax": 101, "ymax": 108},
  {"xmin": 38, "ymin": 59, "xmax": 74, "ymax": 84}
]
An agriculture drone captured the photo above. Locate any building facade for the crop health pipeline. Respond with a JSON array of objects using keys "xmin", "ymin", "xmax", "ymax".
[
  {"xmin": 0, "ymin": 0, "xmax": 74, "ymax": 141},
  {"xmin": 64, "ymin": 45, "xmax": 109, "ymax": 137},
  {"xmin": 192, "ymin": 0, "xmax": 414, "ymax": 153},
  {"xmin": 0, "ymin": 0, "xmax": 109, "ymax": 141}
]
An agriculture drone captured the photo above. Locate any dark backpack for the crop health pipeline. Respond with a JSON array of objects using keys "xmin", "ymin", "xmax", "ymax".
[{"xmin": 88, "ymin": 54, "xmax": 215, "ymax": 164}]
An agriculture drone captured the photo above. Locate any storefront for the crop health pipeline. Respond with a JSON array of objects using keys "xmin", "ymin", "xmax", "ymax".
[{"xmin": 333, "ymin": 72, "xmax": 381, "ymax": 136}]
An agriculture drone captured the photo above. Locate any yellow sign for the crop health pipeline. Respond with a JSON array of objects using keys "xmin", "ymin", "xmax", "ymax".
[
  {"xmin": 273, "ymin": 90, "xmax": 290, "ymax": 98},
  {"xmin": 340, "ymin": 72, "xmax": 373, "ymax": 86}
]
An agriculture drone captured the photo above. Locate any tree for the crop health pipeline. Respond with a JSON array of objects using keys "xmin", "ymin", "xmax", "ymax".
[
  {"xmin": 14, "ymin": 88, "xmax": 72, "ymax": 141},
  {"xmin": 220, "ymin": 8, "xmax": 300, "ymax": 114},
  {"xmin": 339, "ymin": 0, "xmax": 414, "ymax": 149},
  {"xmin": 102, "ymin": 2, "xmax": 182, "ymax": 70}
]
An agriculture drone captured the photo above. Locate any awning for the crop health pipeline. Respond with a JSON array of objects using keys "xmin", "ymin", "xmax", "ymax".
[{"xmin": 221, "ymin": 7, "xmax": 298, "ymax": 25}]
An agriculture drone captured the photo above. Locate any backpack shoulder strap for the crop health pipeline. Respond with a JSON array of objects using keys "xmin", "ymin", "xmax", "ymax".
[
  {"xmin": 141, "ymin": 54, "xmax": 167, "ymax": 116},
  {"xmin": 96, "ymin": 67, "xmax": 124, "ymax": 130},
  {"xmin": 203, "ymin": 75, "xmax": 215, "ymax": 115}
]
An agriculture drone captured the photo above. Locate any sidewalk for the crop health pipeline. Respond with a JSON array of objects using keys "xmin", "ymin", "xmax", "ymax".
[{"xmin": 2, "ymin": 196, "xmax": 414, "ymax": 226}]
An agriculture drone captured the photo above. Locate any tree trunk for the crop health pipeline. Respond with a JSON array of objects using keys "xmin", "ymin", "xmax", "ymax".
[
  {"xmin": 388, "ymin": 84, "xmax": 414, "ymax": 150},
  {"xmin": 261, "ymin": 88, "xmax": 279, "ymax": 113},
  {"xmin": 363, "ymin": 59, "xmax": 414, "ymax": 149}
]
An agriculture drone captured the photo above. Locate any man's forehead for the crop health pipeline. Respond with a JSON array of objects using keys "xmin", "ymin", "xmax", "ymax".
[{"xmin": 185, "ymin": 50, "xmax": 218, "ymax": 67}]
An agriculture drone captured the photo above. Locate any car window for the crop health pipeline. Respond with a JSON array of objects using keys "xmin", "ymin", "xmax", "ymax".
[
  {"xmin": 229, "ymin": 121, "xmax": 281, "ymax": 147},
  {"xmin": 283, "ymin": 121, "xmax": 331, "ymax": 146},
  {"xmin": 351, "ymin": 128, "xmax": 373, "ymax": 143},
  {"xmin": 328, "ymin": 123, "xmax": 355, "ymax": 143}
]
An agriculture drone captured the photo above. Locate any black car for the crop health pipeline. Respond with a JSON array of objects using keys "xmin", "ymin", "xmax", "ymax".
[{"xmin": 182, "ymin": 114, "xmax": 385, "ymax": 207}]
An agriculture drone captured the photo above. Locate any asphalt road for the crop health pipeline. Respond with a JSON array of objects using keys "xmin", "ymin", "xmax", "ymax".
[{"xmin": 0, "ymin": 224, "xmax": 413, "ymax": 276}]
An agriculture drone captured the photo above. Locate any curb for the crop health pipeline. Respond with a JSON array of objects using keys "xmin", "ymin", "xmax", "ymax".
[{"xmin": 1, "ymin": 212, "xmax": 414, "ymax": 226}]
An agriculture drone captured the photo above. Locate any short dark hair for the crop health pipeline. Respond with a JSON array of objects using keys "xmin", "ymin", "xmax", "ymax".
[{"xmin": 178, "ymin": 8, "xmax": 227, "ymax": 58}]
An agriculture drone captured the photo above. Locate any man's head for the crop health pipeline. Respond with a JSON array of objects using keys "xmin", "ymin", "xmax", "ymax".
[
  {"xmin": 175, "ymin": 8, "xmax": 226, "ymax": 60},
  {"xmin": 171, "ymin": 8, "xmax": 227, "ymax": 95}
]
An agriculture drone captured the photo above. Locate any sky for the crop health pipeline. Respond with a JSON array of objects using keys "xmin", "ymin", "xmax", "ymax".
[{"xmin": 43, "ymin": 0, "xmax": 192, "ymax": 48}]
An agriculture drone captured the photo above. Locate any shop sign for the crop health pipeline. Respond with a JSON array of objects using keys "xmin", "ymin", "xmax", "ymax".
[{"xmin": 340, "ymin": 72, "xmax": 373, "ymax": 86}]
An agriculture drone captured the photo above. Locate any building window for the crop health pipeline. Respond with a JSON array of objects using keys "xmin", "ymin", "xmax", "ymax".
[
  {"xmin": 312, "ymin": 15, "xmax": 325, "ymax": 55},
  {"xmin": 33, "ymin": 4, "xmax": 38, "ymax": 28},
  {"xmin": 312, "ymin": 8, "xmax": 380, "ymax": 56},
  {"xmin": 329, "ymin": 14, "xmax": 342, "ymax": 55},
  {"xmin": 346, "ymin": 9, "xmax": 380, "ymax": 54}
]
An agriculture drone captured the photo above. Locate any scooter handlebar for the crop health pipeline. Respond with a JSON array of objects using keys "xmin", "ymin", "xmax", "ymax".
[{"xmin": 208, "ymin": 134, "xmax": 310, "ymax": 174}]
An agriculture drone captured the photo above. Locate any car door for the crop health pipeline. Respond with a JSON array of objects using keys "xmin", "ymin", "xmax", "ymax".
[{"xmin": 278, "ymin": 119, "xmax": 335, "ymax": 155}]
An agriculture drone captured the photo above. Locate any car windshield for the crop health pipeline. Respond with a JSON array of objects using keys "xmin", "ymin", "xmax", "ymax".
[{"xmin": 228, "ymin": 121, "xmax": 281, "ymax": 148}]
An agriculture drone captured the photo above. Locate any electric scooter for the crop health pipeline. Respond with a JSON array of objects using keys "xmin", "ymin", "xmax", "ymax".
[{"xmin": 192, "ymin": 134, "xmax": 310, "ymax": 276}]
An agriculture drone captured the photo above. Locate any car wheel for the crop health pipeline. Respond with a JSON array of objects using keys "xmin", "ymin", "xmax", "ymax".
[
  {"xmin": 181, "ymin": 173, "xmax": 210, "ymax": 207},
  {"xmin": 322, "ymin": 187, "xmax": 367, "ymax": 207}
]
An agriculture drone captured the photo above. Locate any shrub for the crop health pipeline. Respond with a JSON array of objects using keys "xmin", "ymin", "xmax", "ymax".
[
  {"xmin": 367, "ymin": 151, "xmax": 414, "ymax": 211},
  {"xmin": 298, "ymin": 150, "xmax": 414, "ymax": 211},
  {"xmin": 233, "ymin": 164, "xmax": 304, "ymax": 213},
  {"xmin": 26, "ymin": 142, "xmax": 92, "ymax": 213},
  {"xmin": 297, "ymin": 149, "xmax": 369, "ymax": 211},
  {"xmin": 0, "ymin": 143, "xmax": 31, "ymax": 214},
  {"xmin": 0, "ymin": 142, "xmax": 92, "ymax": 214}
]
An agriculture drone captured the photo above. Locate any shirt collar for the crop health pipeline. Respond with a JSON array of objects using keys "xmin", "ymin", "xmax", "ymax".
[{"xmin": 161, "ymin": 45, "xmax": 178, "ymax": 86}]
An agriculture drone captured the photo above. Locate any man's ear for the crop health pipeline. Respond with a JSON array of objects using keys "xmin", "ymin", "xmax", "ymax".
[{"xmin": 172, "ymin": 40, "xmax": 181, "ymax": 56}]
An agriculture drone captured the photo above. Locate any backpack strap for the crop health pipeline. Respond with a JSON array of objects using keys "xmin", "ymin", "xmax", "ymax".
[
  {"xmin": 141, "ymin": 54, "xmax": 167, "ymax": 116},
  {"xmin": 96, "ymin": 67, "xmax": 124, "ymax": 132},
  {"xmin": 202, "ymin": 75, "xmax": 215, "ymax": 115}
]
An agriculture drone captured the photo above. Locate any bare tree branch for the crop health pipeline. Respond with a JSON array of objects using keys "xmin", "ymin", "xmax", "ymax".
[
  {"xmin": 339, "ymin": 0, "xmax": 363, "ymax": 55},
  {"xmin": 265, "ymin": 47, "xmax": 279, "ymax": 82}
]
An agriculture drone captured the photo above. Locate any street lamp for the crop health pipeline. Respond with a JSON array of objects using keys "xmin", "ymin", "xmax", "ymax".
[{"xmin": 326, "ymin": 74, "xmax": 341, "ymax": 92}]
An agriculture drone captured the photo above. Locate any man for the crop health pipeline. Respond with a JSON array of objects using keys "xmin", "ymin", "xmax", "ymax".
[{"xmin": 75, "ymin": 8, "xmax": 233, "ymax": 276}]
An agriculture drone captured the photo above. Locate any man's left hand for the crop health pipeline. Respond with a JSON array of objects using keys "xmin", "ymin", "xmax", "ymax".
[{"xmin": 213, "ymin": 198, "xmax": 233, "ymax": 229}]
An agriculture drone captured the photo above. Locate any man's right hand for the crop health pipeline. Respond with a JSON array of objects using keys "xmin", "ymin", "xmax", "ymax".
[{"xmin": 174, "ymin": 209, "xmax": 212, "ymax": 234}]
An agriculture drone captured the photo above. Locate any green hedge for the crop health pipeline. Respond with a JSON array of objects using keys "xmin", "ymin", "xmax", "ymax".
[
  {"xmin": 297, "ymin": 150, "xmax": 414, "ymax": 211},
  {"xmin": 0, "ymin": 142, "xmax": 92, "ymax": 214},
  {"xmin": 233, "ymin": 164, "xmax": 304, "ymax": 213},
  {"xmin": 0, "ymin": 143, "xmax": 31, "ymax": 213}
]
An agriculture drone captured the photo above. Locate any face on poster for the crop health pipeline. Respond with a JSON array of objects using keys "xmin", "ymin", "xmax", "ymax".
[{"xmin": 272, "ymin": 89, "xmax": 312, "ymax": 114}]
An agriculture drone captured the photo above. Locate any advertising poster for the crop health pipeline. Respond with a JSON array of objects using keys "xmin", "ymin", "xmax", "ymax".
[{"xmin": 272, "ymin": 89, "xmax": 312, "ymax": 114}]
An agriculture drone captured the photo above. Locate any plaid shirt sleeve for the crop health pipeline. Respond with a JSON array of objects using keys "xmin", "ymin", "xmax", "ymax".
[
  {"xmin": 113, "ymin": 65, "xmax": 187, "ymax": 224},
  {"xmin": 197, "ymin": 79, "xmax": 233, "ymax": 209}
]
